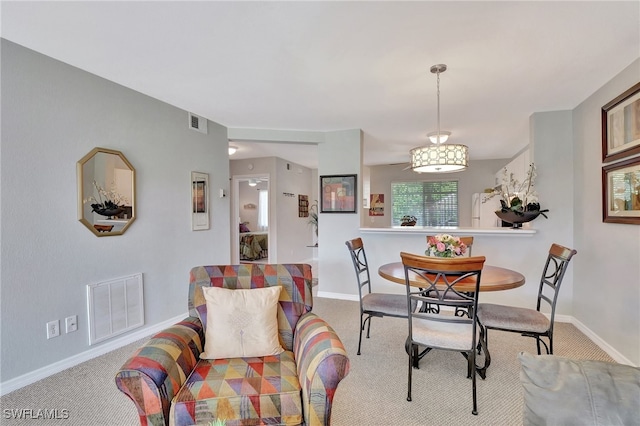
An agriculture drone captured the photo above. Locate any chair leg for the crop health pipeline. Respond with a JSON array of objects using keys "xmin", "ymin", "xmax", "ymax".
[
  {"xmin": 471, "ymin": 350, "xmax": 478, "ymax": 415},
  {"xmin": 366, "ymin": 315, "xmax": 372, "ymax": 338},
  {"xmin": 548, "ymin": 333, "xmax": 553, "ymax": 355},
  {"xmin": 357, "ymin": 313, "xmax": 364, "ymax": 355},
  {"xmin": 407, "ymin": 344, "xmax": 413, "ymax": 402}
]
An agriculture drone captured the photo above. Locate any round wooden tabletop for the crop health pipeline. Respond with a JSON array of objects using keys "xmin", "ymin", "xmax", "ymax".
[{"xmin": 378, "ymin": 262, "xmax": 525, "ymax": 292}]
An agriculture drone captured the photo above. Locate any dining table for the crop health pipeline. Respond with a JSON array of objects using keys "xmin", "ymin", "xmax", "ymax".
[{"xmin": 378, "ymin": 262, "xmax": 525, "ymax": 292}]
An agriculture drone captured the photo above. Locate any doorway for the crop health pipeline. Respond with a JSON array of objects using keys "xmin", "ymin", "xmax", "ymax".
[{"xmin": 231, "ymin": 174, "xmax": 270, "ymax": 264}]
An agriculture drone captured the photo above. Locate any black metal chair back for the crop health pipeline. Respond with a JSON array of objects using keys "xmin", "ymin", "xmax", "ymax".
[
  {"xmin": 345, "ymin": 237, "xmax": 371, "ymax": 302},
  {"xmin": 535, "ymin": 243, "xmax": 577, "ymax": 349}
]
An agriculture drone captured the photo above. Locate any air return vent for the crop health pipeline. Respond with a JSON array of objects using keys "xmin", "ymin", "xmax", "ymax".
[
  {"xmin": 188, "ymin": 112, "xmax": 208, "ymax": 134},
  {"xmin": 87, "ymin": 273, "xmax": 144, "ymax": 345}
]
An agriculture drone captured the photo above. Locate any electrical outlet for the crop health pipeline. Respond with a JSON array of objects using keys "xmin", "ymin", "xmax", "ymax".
[
  {"xmin": 65, "ymin": 315, "xmax": 78, "ymax": 333},
  {"xmin": 46, "ymin": 320, "xmax": 60, "ymax": 339}
]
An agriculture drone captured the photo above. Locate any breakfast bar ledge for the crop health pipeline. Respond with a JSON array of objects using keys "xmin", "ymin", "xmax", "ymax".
[{"xmin": 359, "ymin": 226, "xmax": 536, "ymax": 237}]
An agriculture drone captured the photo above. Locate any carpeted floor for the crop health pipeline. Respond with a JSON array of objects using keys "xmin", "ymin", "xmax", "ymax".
[{"xmin": 0, "ymin": 296, "xmax": 613, "ymax": 425}]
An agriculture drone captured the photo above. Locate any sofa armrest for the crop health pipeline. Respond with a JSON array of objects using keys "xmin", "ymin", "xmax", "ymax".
[
  {"xmin": 115, "ymin": 316, "xmax": 204, "ymax": 426},
  {"xmin": 519, "ymin": 351, "xmax": 640, "ymax": 426},
  {"xmin": 294, "ymin": 312, "xmax": 350, "ymax": 426}
]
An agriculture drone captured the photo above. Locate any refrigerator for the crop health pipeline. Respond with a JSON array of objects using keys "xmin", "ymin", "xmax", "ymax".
[{"xmin": 472, "ymin": 193, "xmax": 502, "ymax": 227}]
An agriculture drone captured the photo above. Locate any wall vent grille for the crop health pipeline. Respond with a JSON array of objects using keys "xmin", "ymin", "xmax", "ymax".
[
  {"xmin": 87, "ymin": 273, "xmax": 144, "ymax": 345},
  {"xmin": 188, "ymin": 112, "xmax": 208, "ymax": 134}
]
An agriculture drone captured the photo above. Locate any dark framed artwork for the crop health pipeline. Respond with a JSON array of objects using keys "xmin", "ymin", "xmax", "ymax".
[
  {"xmin": 602, "ymin": 82, "xmax": 640, "ymax": 163},
  {"xmin": 191, "ymin": 171, "xmax": 209, "ymax": 230},
  {"xmin": 602, "ymin": 157, "xmax": 640, "ymax": 224},
  {"xmin": 320, "ymin": 174, "xmax": 357, "ymax": 213}
]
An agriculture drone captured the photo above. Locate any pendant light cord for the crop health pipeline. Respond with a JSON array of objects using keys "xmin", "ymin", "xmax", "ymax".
[{"xmin": 436, "ymin": 69, "xmax": 441, "ymax": 143}]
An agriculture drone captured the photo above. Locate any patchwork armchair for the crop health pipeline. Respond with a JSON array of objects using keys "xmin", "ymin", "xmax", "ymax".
[{"xmin": 115, "ymin": 264, "xmax": 350, "ymax": 426}]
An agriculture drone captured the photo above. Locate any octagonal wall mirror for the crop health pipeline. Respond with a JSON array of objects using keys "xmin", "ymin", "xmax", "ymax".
[{"xmin": 77, "ymin": 147, "xmax": 136, "ymax": 237}]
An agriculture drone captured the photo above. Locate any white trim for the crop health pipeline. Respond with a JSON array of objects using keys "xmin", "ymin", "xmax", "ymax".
[
  {"xmin": 317, "ymin": 291, "xmax": 359, "ymax": 301},
  {"xmin": 0, "ymin": 312, "xmax": 189, "ymax": 396},
  {"xmin": 569, "ymin": 317, "xmax": 635, "ymax": 366}
]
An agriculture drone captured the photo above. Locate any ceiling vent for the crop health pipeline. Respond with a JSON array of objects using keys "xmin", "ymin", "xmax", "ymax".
[{"xmin": 188, "ymin": 112, "xmax": 208, "ymax": 134}]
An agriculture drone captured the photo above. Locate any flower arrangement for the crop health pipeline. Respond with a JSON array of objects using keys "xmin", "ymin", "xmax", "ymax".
[
  {"xmin": 488, "ymin": 163, "xmax": 548, "ymax": 219},
  {"xmin": 84, "ymin": 180, "xmax": 129, "ymax": 216},
  {"xmin": 426, "ymin": 234, "xmax": 467, "ymax": 257}
]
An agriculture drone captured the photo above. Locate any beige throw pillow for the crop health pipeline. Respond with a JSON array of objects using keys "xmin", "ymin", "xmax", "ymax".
[{"xmin": 200, "ymin": 286, "xmax": 284, "ymax": 359}]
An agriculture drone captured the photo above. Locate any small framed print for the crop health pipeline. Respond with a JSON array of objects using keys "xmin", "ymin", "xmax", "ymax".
[
  {"xmin": 191, "ymin": 171, "xmax": 209, "ymax": 230},
  {"xmin": 320, "ymin": 174, "xmax": 357, "ymax": 213},
  {"xmin": 602, "ymin": 82, "xmax": 640, "ymax": 163},
  {"xmin": 602, "ymin": 157, "xmax": 640, "ymax": 224}
]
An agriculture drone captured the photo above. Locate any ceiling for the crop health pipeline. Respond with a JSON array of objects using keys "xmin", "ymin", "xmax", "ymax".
[{"xmin": 2, "ymin": 1, "xmax": 638, "ymax": 169}]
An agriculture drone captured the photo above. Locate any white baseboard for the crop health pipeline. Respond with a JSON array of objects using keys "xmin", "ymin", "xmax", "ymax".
[
  {"xmin": 316, "ymin": 291, "xmax": 359, "ymax": 302},
  {"xmin": 569, "ymin": 317, "xmax": 635, "ymax": 366},
  {"xmin": 0, "ymin": 312, "xmax": 189, "ymax": 396}
]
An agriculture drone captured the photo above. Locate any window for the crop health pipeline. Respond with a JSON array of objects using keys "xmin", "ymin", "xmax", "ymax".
[
  {"xmin": 391, "ymin": 181, "xmax": 459, "ymax": 226},
  {"xmin": 257, "ymin": 190, "xmax": 269, "ymax": 230}
]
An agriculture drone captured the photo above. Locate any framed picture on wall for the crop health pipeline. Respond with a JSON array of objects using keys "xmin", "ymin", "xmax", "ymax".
[
  {"xmin": 320, "ymin": 174, "xmax": 357, "ymax": 213},
  {"xmin": 602, "ymin": 157, "xmax": 640, "ymax": 224},
  {"xmin": 191, "ymin": 171, "xmax": 210, "ymax": 230},
  {"xmin": 602, "ymin": 82, "xmax": 640, "ymax": 163}
]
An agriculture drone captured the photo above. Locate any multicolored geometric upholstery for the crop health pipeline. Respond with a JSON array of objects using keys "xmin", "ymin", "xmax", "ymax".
[
  {"xmin": 171, "ymin": 351, "xmax": 302, "ymax": 425},
  {"xmin": 116, "ymin": 317, "xmax": 204, "ymax": 426},
  {"xmin": 116, "ymin": 264, "xmax": 349, "ymax": 426}
]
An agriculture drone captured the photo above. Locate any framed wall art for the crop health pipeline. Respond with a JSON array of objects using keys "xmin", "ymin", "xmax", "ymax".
[
  {"xmin": 602, "ymin": 82, "xmax": 640, "ymax": 163},
  {"xmin": 602, "ymin": 157, "xmax": 640, "ymax": 224},
  {"xmin": 298, "ymin": 194, "xmax": 309, "ymax": 217},
  {"xmin": 191, "ymin": 171, "xmax": 210, "ymax": 230},
  {"xmin": 320, "ymin": 174, "xmax": 357, "ymax": 213}
]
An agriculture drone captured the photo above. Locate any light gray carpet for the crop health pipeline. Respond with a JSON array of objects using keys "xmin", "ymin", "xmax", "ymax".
[{"xmin": 1, "ymin": 297, "xmax": 613, "ymax": 425}]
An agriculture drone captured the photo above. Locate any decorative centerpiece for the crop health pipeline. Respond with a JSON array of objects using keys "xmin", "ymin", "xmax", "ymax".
[
  {"xmin": 84, "ymin": 180, "xmax": 129, "ymax": 219},
  {"xmin": 489, "ymin": 163, "xmax": 549, "ymax": 228},
  {"xmin": 426, "ymin": 234, "xmax": 468, "ymax": 257},
  {"xmin": 401, "ymin": 215, "xmax": 417, "ymax": 226}
]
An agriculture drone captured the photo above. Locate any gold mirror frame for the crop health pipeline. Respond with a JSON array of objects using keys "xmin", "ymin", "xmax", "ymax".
[{"xmin": 77, "ymin": 147, "xmax": 136, "ymax": 237}]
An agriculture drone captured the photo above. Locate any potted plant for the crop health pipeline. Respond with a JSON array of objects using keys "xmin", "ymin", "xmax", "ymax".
[
  {"xmin": 489, "ymin": 163, "xmax": 549, "ymax": 228},
  {"xmin": 83, "ymin": 180, "xmax": 129, "ymax": 219},
  {"xmin": 401, "ymin": 215, "xmax": 417, "ymax": 226},
  {"xmin": 308, "ymin": 201, "xmax": 318, "ymax": 245}
]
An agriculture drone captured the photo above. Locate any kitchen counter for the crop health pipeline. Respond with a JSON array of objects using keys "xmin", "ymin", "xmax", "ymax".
[{"xmin": 360, "ymin": 226, "xmax": 536, "ymax": 237}]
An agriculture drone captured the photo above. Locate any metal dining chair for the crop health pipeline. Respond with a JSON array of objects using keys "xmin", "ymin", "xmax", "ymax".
[
  {"xmin": 345, "ymin": 238, "xmax": 416, "ymax": 355},
  {"xmin": 400, "ymin": 252, "xmax": 489, "ymax": 415},
  {"xmin": 476, "ymin": 243, "xmax": 577, "ymax": 355}
]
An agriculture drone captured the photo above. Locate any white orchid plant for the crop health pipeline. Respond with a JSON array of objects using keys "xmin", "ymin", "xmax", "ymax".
[
  {"xmin": 83, "ymin": 180, "xmax": 129, "ymax": 213},
  {"xmin": 487, "ymin": 163, "xmax": 549, "ymax": 218}
]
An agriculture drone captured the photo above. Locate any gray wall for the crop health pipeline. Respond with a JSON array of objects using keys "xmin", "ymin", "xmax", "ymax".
[
  {"xmin": 366, "ymin": 159, "xmax": 508, "ymax": 227},
  {"xmin": 1, "ymin": 40, "xmax": 231, "ymax": 382},
  {"xmin": 572, "ymin": 58, "xmax": 640, "ymax": 365}
]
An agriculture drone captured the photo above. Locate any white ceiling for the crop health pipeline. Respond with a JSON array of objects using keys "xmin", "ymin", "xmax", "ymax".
[{"xmin": 2, "ymin": 1, "xmax": 639, "ymax": 169}]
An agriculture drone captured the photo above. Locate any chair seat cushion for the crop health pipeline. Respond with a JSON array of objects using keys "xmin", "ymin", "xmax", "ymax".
[
  {"xmin": 363, "ymin": 293, "xmax": 413, "ymax": 317},
  {"xmin": 171, "ymin": 350, "xmax": 302, "ymax": 426},
  {"xmin": 477, "ymin": 303, "xmax": 549, "ymax": 333},
  {"xmin": 412, "ymin": 317, "xmax": 476, "ymax": 351}
]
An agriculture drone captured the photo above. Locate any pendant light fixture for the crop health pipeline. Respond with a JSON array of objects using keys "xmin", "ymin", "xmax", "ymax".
[{"xmin": 410, "ymin": 64, "xmax": 469, "ymax": 173}]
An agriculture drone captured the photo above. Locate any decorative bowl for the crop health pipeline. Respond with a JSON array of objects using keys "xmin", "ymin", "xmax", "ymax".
[{"xmin": 495, "ymin": 210, "xmax": 541, "ymax": 227}]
